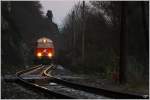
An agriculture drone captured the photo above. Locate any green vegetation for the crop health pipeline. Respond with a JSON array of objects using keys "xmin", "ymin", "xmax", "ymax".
[
  {"xmin": 1, "ymin": 1, "xmax": 59, "ymax": 66},
  {"xmin": 59, "ymin": 1, "xmax": 149, "ymax": 86}
]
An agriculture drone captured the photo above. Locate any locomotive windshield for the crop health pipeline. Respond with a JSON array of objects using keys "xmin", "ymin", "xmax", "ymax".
[
  {"xmin": 36, "ymin": 37, "xmax": 54, "ymax": 48},
  {"xmin": 37, "ymin": 42, "xmax": 54, "ymax": 48}
]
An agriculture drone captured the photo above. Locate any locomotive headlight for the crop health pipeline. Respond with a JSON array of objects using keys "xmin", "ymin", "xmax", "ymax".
[
  {"xmin": 43, "ymin": 39, "xmax": 46, "ymax": 43},
  {"xmin": 37, "ymin": 52, "xmax": 42, "ymax": 57},
  {"xmin": 48, "ymin": 53, "xmax": 52, "ymax": 58}
]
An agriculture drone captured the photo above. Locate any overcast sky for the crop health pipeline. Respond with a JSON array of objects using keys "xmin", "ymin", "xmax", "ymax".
[{"xmin": 40, "ymin": 1, "xmax": 77, "ymax": 28}]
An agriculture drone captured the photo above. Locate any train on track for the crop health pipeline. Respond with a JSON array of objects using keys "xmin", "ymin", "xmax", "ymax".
[{"xmin": 34, "ymin": 37, "xmax": 55, "ymax": 64}]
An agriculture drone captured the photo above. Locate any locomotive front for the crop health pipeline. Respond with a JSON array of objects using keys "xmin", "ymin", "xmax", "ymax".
[{"xmin": 34, "ymin": 37, "xmax": 54, "ymax": 64}]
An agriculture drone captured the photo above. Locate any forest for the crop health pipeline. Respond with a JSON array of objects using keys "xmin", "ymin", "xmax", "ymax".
[
  {"xmin": 2, "ymin": 1, "xmax": 59, "ymax": 65},
  {"xmin": 59, "ymin": 1, "xmax": 149, "ymax": 85}
]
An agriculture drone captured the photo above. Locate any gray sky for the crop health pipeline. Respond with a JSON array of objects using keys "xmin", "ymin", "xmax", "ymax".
[{"xmin": 40, "ymin": 1, "xmax": 77, "ymax": 28}]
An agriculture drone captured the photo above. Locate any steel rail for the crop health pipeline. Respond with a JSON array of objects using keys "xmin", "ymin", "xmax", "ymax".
[
  {"xmin": 16, "ymin": 64, "xmax": 74, "ymax": 99},
  {"xmin": 16, "ymin": 64, "xmax": 43, "ymax": 76},
  {"xmin": 44, "ymin": 65, "xmax": 149, "ymax": 99}
]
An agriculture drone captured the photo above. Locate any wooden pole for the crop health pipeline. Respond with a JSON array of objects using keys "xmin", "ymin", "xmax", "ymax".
[
  {"xmin": 82, "ymin": 1, "xmax": 85, "ymax": 62},
  {"xmin": 72, "ymin": 10, "xmax": 76, "ymax": 60},
  {"xmin": 72, "ymin": 11, "xmax": 76, "ymax": 50}
]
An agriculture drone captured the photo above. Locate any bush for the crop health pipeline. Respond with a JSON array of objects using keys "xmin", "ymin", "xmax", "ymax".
[{"xmin": 127, "ymin": 56, "xmax": 145, "ymax": 83}]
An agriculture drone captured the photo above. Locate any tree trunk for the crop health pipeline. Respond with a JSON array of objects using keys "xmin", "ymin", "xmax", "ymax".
[
  {"xmin": 119, "ymin": 1, "xmax": 127, "ymax": 84},
  {"xmin": 141, "ymin": 1, "xmax": 149, "ymax": 82},
  {"xmin": 141, "ymin": 1, "xmax": 149, "ymax": 54}
]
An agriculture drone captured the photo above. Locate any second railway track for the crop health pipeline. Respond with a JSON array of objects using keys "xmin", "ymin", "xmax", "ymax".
[{"xmin": 16, "ymin": 64, "xmax": 149, "ymax": 99}]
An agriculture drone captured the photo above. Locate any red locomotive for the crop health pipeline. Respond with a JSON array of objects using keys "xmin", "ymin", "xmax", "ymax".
[{"xmin": 34, "ymin": 37, "xmax": 55, "ymax": 64}]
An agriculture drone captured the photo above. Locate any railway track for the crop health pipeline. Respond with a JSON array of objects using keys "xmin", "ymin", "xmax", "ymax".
[
  {"xmin": 16, "ymin": 64, "xmax": 73, "ymax": 99},
  {"xmin": 16, "ymin": 64, "xmax": 149, "ymax": 99}
]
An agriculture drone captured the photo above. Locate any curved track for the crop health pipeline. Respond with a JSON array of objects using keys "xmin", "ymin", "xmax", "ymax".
[
  {"xmin": 16, "ymin": 64, "xmax": 149, "ymax": 99},
  {"xmin": 16, "ymin": 64, "xmax": 74, "ymax": 99}
]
